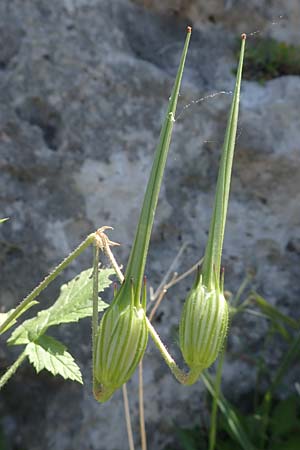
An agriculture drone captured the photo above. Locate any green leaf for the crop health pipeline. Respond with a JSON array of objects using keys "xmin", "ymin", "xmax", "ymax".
[
  {"xmin": 202, "ymin": 372, "xmax": 256, "ymax": 450},
  {"xmin": 0, "ymin": 301, "xmax": 39, "ymax": 334},
  {"xmin": 270, "ymin": 434, "xmax": 300, "ymax": 450},
  {"xmin": 0, "ymin": 423, "xmax": 8, "ymax": 450},
  {"xmin": 8, "ymin": 267, "xmax": 113, "ymax": 345},
  {"xmin": 0, "ymin": 234, "xmax": 95, "ymax": 336},
  {"xmin": 0, "ymin": 218, "xmax": 9, "ymax": 224},
  {"xmin": 270, "ymin": 397, "xmax": 299, "ymax": 437},
  {"xmin": 216, "ymin": 440, "xmax": 241, "ymax": 450},
  {"xmin": 25, "ymin": 335, "xmax": 83, "ymax": 383},
  {"xmin": 45, "ymin": 266, "xmax": 113, "ymax": 327},
  {"xmin": 268, "ymin": 330, "xmax": 300, "ymax": 395},
  {"xmin": 177, "ymin": 427, "xmax": 199, "ymax": 450},
  {"xmin": 251, "ymin": 292, "xmax": 299, "ymax": 330},
  {"xmin": 282, "ymin": 434, "xmax": 300, "ymax": 449}
]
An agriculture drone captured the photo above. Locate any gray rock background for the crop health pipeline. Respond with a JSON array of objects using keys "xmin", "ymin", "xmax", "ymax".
[{"xmin": 0, "ymin": 0, "xmax": 299, "ymax": 449}]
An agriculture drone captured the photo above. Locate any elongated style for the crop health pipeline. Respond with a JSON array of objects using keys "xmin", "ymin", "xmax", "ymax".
[{"xmin": 94, "ymin": 27, "xmax": 192, "ymax": 402}]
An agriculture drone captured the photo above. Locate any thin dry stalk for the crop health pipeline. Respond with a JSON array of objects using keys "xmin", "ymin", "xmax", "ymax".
[
  {"xmin": 139, "ymin": 362, "xmax": 147, "ymax": 450},
  {"xmin": 123, "ymin": 384, "xmax": 135, "ymax": 450},
  {"xmin": 149, "ymin": 257, "xmax": 202, "ymax": 322}
]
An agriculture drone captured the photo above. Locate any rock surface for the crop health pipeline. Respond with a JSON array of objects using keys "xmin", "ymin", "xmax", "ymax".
[{"xmin": 0, "ymin": 1, "xmax": 300, "ymax": 449}]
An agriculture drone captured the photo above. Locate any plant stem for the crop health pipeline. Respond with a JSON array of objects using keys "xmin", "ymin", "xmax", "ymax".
[
  {"xmin": 100, "ymin": 231, "xmax": 124, "ymax": 282},
  {"xmin": 148, "ymin": 259, "xmax": 202, "ymax": 321},
  {"xmin": 92, "ymin": 244, "xmax": 99, "ymax": 395},
  {"xmin": 202, "ymin": 372, "xmax": 256, "ymax": 450},
  {"xmin": 122, "ymin": 384, "xmax": 135, "ymax": 450},
  {"xmin": 146, "ymin": 318, "xmax": 201, "ymax": 385},
  {"xmin": 138, "ymin": 362, "xmax": 147, "ymax": 450},
  {"xmin": 231, "ymin": 273, "xmax": 252, "ymax": 307},
  {"xmin": 98, "ymin": 231, "xmax": 203, "ymax": 441},
  {"xmin": 0, "ymin": 233, "xmax": 96, "ymax": 335},
  {"xmin": 139, "ymin": 250, "xmax": 201, "ymax": 450},
  {"xmin": 259, "ymin": 330, "xmax": 300, "ymax": 449},
  {"xmin": 0, "ymin": 350, "xmax": 27, "ymax": 390},
  {"xmin": 209, "ymin": 349, "xmax": 225, "ymax": 450},
  {"xmin": 269, "ymin": 330, "xmax": 300, "ymax": 394},
  {"xmin": 150, "ymin": 242, "xmax": 189, "ymax": 301}
]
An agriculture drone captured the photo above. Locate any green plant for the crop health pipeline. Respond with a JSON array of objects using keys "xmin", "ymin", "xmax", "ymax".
[
  {"xmin": 0, "ymin": 28, "xmax": 252, "ymax": 450},
  {"xmin": 240, "ymin": 37, "xmax": 300, "ymax": 82},
  {"xmin": 165, "ymin": 394, "xmax": 300, "ymax": 450},
  {"xmin": 162, "ymin": 285, "xmax": 300, "ymax": 450},
  {"xmin": 0, "ymin": 26, "xmax": 192, "ymax": 389},
  {"xmin": 2, "ymin": 267, "xmax": 113, "ymax": 385},
  {"xmin": 0, "ymin": 27, "xmax": 192, "ymax": 448},
  {"xmin": 92, "ymin": 27, "xmax": 192, "ymax": 402}
]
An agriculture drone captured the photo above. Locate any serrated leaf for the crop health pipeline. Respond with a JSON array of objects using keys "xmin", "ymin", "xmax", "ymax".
[
  {"xmin": 0, "ymin": 301, "xmax": 39, "ymax": 334},
  {"xmin": 8, "ymin": 267, "xmax": 113, "ymax": 345},
  {"xmin": 25, "ymin": 335, "xmax": 83, "ymax": 383},
  {"xmin": 45, "ymin": 266, "xmax": 113, "ymax": 327}
]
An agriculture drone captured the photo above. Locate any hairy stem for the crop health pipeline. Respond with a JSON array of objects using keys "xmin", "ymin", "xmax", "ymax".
[
  {"xmin": 102, "ymin": 237, "xmax": 124, "ymax": 283},
  {"xmin": 92, "ymin": 244, "xmax": 100, "ymax": 394},
  {"xmin": 0, "ymin": 233, "xmax": 96, "ymax": 335},
  {"xmin": 0, "ymin": 350, "xmax": 27, "ymax": 390},
  {"xmin": 146, "ymin": 318, "xmax": 201, "ymax": 385}
]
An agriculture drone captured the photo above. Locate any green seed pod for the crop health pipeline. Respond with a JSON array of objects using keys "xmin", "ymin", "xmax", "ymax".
[
  {"xmin": 179, "ymin": 274, "xmax": 228, "ymax": 371},
  {"xmin": 178, "ymin": 34, "xmax": 246, "ymax": 377},
  {"xmin": 94, "ymin": 282, "xmax": 148, "ymax": 402}
]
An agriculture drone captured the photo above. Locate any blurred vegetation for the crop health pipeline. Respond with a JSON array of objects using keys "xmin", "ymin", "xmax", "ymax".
[
  {"xmin": 165, "ymin": 395, "xmax": 300, "ymax": 450},
  {"xmin": 0, "ymin": 426, "xmax": 7, "ymax": 450},
  {"xmin": 164, "ymin": 280, "xmax": 300, "ymax": 450},
  {"xmin": 238, "ymin": 37, "xmax": 300, "ymax": 82}
]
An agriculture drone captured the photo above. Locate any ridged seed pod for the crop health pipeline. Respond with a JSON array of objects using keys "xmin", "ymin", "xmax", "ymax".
[
  {"xmin": 179, "ymin": 276, "xmax": 228, "ymax": 371},
  {"xmin": 94, "ymin": 301, "xmax": 148, "ymax": 402}
]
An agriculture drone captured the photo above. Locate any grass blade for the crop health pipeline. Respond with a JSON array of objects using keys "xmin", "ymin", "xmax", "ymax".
[
  {"xmin": 202, "ymin": 372, "xmax": 256, "ymax": 450},
  {"xmin": 251, "ymin": 292, "xmax": 299, "ymax": 330}
]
